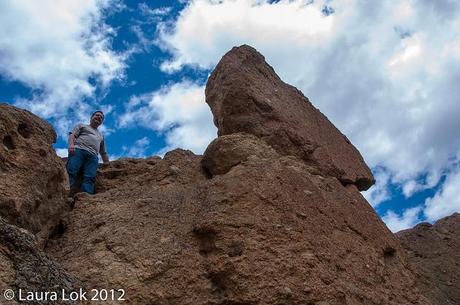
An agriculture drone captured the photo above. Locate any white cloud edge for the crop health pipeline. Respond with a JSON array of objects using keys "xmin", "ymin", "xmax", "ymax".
[{"xmin": 117, "ymin": 79, "xmax": 217, "ymax": 155}]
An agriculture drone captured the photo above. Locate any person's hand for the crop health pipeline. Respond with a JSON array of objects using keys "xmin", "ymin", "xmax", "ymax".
[{"xmin": 68, "ymin": 145, "xmax": 75, "ymax": 156}]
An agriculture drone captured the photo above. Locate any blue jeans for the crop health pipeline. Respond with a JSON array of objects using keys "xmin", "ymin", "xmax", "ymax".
[{"xmin": 66, "ymin": 148, "xmax": 99, "ymax": 194}]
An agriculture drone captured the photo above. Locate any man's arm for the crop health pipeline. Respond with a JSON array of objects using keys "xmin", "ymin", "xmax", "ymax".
[
  {"xmin": 68, "ymin": 124, "xmax": 82, "ymax": 156},
  {"xmin": 100, "ymin": 140, "xmax": 109, "ymax": 163},
  {"xmin": 68, "ymin": 133, "xmax": 76, "ymax": 155}
]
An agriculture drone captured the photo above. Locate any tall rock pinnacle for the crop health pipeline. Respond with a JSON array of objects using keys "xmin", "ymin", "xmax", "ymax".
[{"xmin": 206, "ymin": 45, "xmax": 374, "ymax": 191}]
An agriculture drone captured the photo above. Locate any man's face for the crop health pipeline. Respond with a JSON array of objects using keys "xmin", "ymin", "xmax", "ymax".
[{"xmin": 91, "ymin": 112, "xmax": 104, "ymax": 127}]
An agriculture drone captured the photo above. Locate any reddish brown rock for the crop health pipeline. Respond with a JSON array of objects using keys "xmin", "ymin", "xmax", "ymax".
[
  {"xmin": 0, "ymin": 103, "xmax": 69, "ymax": 246},
  {"xmin": 202, "ymin": 133, "xmax": 279, "ymax": 176},
  {"xmin": 397, "ymin": 213, "xmax": 460, "ymax": 305},
  {"xmin": 1, "ymin": 46, "xmax": 434, "ymax": 304},
  {"xmin": 0, "ymin": 217, "xmax": 80, "ymax": 305},
  {"xmin": 206, "ymin": 45, "xmax": 374, "ymax": 191},
  {"xmin": 47, "ymin": 144, "xmax": 429, "ymax": 304}
]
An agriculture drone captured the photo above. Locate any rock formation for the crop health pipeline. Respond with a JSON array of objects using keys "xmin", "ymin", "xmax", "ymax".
[
  {"xmin": 206, "ymin": 45, "xmax": 374, "ymax": 191},
  {"xmin": 43, "ymin": 46, "xmax": 430, "ymax": 305},
  {"xmin": 397, "ymin": 213, "xmax": 460, "ymax": 305},
  {"xmin": 0, "ymin": 217, "xmax": 79, "ymax": 305},
  {"xmin": 6, "ymin": 45, "xmax": 460, "ymax": 305},
  {"xmin": 0, "ymin": 103, "xmax": 69, "ymax": 246}
]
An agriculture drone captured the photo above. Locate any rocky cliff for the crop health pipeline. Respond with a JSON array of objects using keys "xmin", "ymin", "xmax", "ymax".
[
  {"xmin": 397, "ymin": 213, "xmax": 460, "ymax": 305},
  {"xmin": 0, "ymin": 45, "xmax": 455, "ymax": 305},
  {"xmin": 0, "ymin": 103, "xmax": 69, "ymax": 247}
]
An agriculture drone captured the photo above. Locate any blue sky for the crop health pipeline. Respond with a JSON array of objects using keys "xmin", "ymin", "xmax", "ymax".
[{"xmin": 1, "ymin": 0, "xmax": 460, "ymax": 232}]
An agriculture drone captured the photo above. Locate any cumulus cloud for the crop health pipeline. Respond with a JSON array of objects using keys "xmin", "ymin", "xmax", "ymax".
[
  {"xmin": 424, "ymin": 166, "xmax": 460, "ymax": 222},
  {"xmin": 118, "ymin": 81, "xmax": 217, "ymax": 154},
  {"xmin": 382, "ymin": 206, "xmax": 423, "ymax": 233},
  {"xmin": 157, "ymin": 0, "xmax": 333, "ymax": 72},
  {"xmin": 155, "ymin": 0, "xmax": 460, "ymax": 220},
  {"xmin": 0, "ymin": 0, "xmax": 125, "ymax": 121},
  {"xmin": 122, "ymin": 136, "xmax": 150, "ymax": 158},
  {"xmin": 363, "ymin": 168, "xmax": 391, "ymax": 207}
]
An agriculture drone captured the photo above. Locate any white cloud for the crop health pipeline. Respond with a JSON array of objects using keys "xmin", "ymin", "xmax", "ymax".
[
  {"xmin": 122, "ymin": 136, "xmax": 150, "ymax": 158},
  {"xmin": 55, "ymin": 148, "xmax": 68, "ymax": 158},
  {"xmin": 382, "ymin": 206, "xmax": 422, "ymax": 233},
  {"xmin": 118, "ymin": 81, "xmax": 217, "ymax": 154},
  {"xmin": 157, "ymin": 0, "xmax": 333, "ymax": 72},
  {"xmin": 156, "ymin": 0, "xmax": 460, "ymax": 217},
  {"xmin": 363, "ymin": 168, "xmax": 391, "ymax": 207},
  {"xmin": 0, "ymin": 0, "xmax": 125, "ymax": 120},
  {"xmin": 424, "ymin": 166, "xmax": 460, "ymax": 222},
  {"xmin": 401, "ymin": 170, "xmax": 441, "ymax": 198},
  {"xmin": 139, "ymin": 3, "xmax": 172, "ymax": 19}
]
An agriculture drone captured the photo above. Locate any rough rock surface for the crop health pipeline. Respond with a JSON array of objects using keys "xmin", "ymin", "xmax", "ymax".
[
  {"xmin": 0, "ymin": 103, "xmax": 69, "ymax": 246},
  {"xmin": 206, "ymin": 45, "xmax": 374, "ymax": 191},
  {"xmin": 202, "ymin": 133, "xmax": 278, "ymax": 176},
  {"xmin": 397, "ymin": 213, "xmax": 460, "ymax": 305},
  {"xmin": 46, "ymin": 145, "xmax": 429, "ymax": 305},
  {"xmin": 0, "ymin": 217, "xmax": 79, "ymax": 305}
]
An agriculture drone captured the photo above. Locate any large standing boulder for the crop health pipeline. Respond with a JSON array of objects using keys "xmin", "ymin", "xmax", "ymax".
[
  {"xmin": 0, "ymin": 103, "xmax": 69, "ymax": 246},
  {"xmin": 397, "ymin": 213, "xmax": 460, "ymax": 305},
  {"xmin": 206, "ymin": 45, "xmax": 374, "ymax": 191}
]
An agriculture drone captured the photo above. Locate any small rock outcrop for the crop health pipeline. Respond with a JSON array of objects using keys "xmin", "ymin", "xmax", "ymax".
[
  {"xmin": 0, "ymin": 103, "xmax": 69, "ymax": 246},
  {"xmin": 202, "ymin": 133, "xmax": 278, "ymax": 176},
  {"xmin": 206, "ymin": 45, "xmax": 374, "ymax": 190},
  {"xmin": 397, "ymin": 213, "xmax": 460, "ymax": 305}
]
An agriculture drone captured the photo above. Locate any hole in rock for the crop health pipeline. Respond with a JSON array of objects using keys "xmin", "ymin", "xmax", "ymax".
[
  {"xmin": 227, "ymin": 241, "xmax": 244, "ymax": 257},
  {"xmin": 193, "ymin": 226, "xmax": 217, "ymax": 255},
  {"xmin": 383, "ymin": 246, "xmax": 396, "ymax": 258},
  {"xmin": 3, "ymin": 135, "xmax": 15, "ymax": 150},
  {"xmin": 201, "ymin": 166, "xmax": 213, "ymax": 179},
  {"xmin": 383, "ymin": 246, "xmax": 397, "ymax": 265},
  {"xmin": 34, "ymin": 199, "xmax": 41, "ymax": 210},
  {"xmin": 48, "ymin": 221, "xmax": 67, "ymax": 240},
  {"xmin": 207, "ymin": 271, "xmax": 230, "ymax": 293},
  {"xmin": 17, "ymin": 123, "xmax": 32, "ymax": 138}
]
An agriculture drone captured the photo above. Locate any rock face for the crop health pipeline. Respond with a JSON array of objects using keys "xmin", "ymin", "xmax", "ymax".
[
  {"xmin": 0, "ymin": 217, "xmax": 79, "ymax": 305},
  {"xmin": 0, "ymin": 103, "xmax": 69, "ymax": 246},
  {"xmin": 397, "ymin": 213, "xmax": 460, "ymax": 305},
  {"xmin": 202, "ymin": 133, "xmax": 278, "ymax": 176},
  {"xmin": 206, "ymin": 45, "xmax": 374, "ymax": 191},
  {"xmin": 47, "ymin": 148, "xmax": 429, "ymax": 305},
  {"xmin": 44, "ymin": 46, "xmax": 430, "ymax": 305}
]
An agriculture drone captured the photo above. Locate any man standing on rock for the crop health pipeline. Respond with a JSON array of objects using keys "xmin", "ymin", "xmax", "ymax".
[{"xmin": 66, "ymin": 110, "xmax": 109, "ymax": 194}]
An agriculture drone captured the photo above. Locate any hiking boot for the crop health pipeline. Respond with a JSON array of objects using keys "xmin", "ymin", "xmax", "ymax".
[{"xmin": 68, "ymin": 186, "xmax": 79, "ymax": 198}]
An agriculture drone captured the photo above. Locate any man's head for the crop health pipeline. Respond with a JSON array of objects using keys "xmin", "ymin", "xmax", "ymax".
[{"xmin": 90, "ymin": 110, "xmax": 104, "ymax": 128}]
